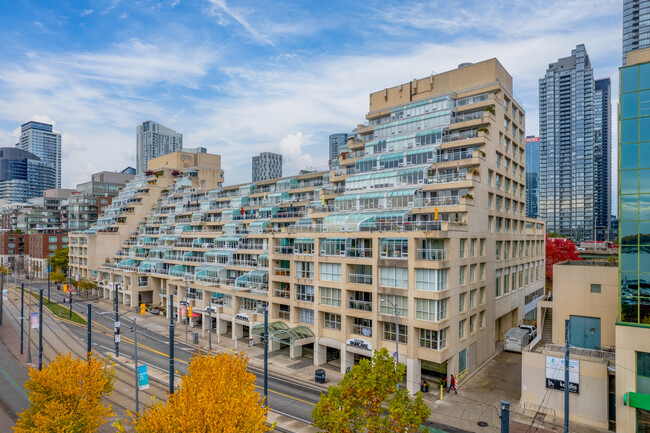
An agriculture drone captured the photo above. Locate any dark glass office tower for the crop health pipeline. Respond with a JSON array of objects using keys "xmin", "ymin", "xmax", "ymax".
[
  {"xmin": 594, "ymin": 78, "xmax": 612, "ymax": 239},
  {"xmin": 525, "ymin": 136, "xmax": 540, "ymax": 218},
  {"xmin": 538, "ymin": 44, "xmax": 595, "ymax": 241}
]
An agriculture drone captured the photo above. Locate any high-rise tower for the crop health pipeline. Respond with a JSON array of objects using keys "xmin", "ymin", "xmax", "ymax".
[
  {"xmin": 539, "ymin": 44, "xmax": 596, "ymax": 241},
  {"xmin": 16, "ymin": 121, "xmax": 61, "ymax": 188},
  {"xmin": 136, "ymin": 121, "xmax": 183, "ymax": 174}
]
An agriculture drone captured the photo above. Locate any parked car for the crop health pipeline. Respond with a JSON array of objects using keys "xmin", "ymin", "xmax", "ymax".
[
  {"xmin": 520, "ymin": 325, "xmax": 537, "ymax": 340},
  {"xmin": 179, "ymin": 300, "xmax": 190, "ymax": 306},
  {"xmin": 149, "ymin": 307, "xmax": 161, "ymax": 315},
  {"xmin": 504, "ymin": 328, "xmax": 531, "ymax": 353},
  {"xmin": 204, "ymin": 305, "xmax": 218, "ymax": 313}
]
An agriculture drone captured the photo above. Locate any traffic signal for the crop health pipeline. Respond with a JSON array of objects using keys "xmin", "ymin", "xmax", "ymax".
[
  {"xmin": 188, "ymin": 306, "xmax": 193, "ymax": 318},
  {"xmin": 140, "ymin": 303, "xmax": 145, "ymax": 314},
  {"xmin": 434, "ymin": 207, "xmax": 439, "ymax": 221}
]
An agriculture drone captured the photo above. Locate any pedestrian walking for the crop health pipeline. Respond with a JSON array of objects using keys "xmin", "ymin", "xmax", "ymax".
[{"xmin": 447, "ymin": 374, "xmax": 457, "ymax": 394}]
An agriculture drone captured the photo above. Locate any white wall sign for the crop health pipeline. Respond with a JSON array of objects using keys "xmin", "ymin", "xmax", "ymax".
[
  {"xmin": 545, "ymin": 356, "xmax": 579, "ymax": 394},
  {"xmin": 346, "ymin": 338, "xmax": 372, "ymax": 351}
]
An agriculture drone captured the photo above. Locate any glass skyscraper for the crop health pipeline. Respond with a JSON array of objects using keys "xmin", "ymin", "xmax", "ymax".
[
  {"xmin": 525, "ymin": 136, "xmax": 540, "ymax": 218},
  {"xmin": 619, "ymin": 58, "xmax": 650, "ymax": 325},
  {"xmin": 539, "ymin": 44, "xmax": 595, "ymax": 241},
  {"xmin": 16, "ymin": 121, "xmax": 61, "ymax": 188},
  {"xmin": 0, "ymin": 148, "xmax": 56, "ymax": 204},
  {"xmin": 624, "ymin": 0, "xmax": 650, "ymax": 64},
  {"xmin": 594, "ymin": 78, "xmax": 612, "ymax": 238}
]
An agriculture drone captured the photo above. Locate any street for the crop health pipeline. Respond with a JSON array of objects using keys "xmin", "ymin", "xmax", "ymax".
[{"xmin": 9, "ymin": 277, "xmax": 322, "ymax": 424}]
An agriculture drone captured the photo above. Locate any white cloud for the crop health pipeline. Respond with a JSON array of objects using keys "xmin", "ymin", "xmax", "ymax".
[
  {"xmin": 119, "ymin": 12, "xmax": 128, "ymax": 19},
  {"xmin": 278, "ymin": 132, "xmax": 316, "ymax": 173},
  {"xmin": 80, "ymin": 9, "xmax": 93, "ymax": 17}
]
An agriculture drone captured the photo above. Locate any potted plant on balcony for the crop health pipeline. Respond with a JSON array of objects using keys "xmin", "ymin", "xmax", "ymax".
[{"xmin": 484, "ymin": 106, "xmax": 496, "ymax": 115}]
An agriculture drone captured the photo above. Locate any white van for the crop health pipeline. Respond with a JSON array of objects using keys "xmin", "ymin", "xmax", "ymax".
[{"xmin": 504, "ymin": 328, "xmax": 531, "ymax": 353}]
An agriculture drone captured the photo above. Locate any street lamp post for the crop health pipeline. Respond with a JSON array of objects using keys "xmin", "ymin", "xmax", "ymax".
[
  {"xmin": 169, "ymin": 293, "xmax": 175, "ymax": 395},
  {"xmin": 381, "ymin": 298, "xmax": 400, "ymax": 389},
  {"xmin": 114, "ymin": 284, "xmax": 119, "ymax": 357},
  {"xmin": 38, "ymin": 289, "xmax": 43, "ymax": 370},
  {"xmin": 185, "ymin": 279, "xmax": 189, "ymax": 342},
  {"xmin": 133, "ymin": 317, "xmax": 139, "ymax": 413},
  {"xmin": 208, "ymin": 307, "xmax": 212, "ymax": 351}
]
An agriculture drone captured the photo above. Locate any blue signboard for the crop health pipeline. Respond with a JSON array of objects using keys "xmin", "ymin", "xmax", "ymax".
[{"xmin": 138, "ymin": 365, "xmax": 150, "ymax": 390}]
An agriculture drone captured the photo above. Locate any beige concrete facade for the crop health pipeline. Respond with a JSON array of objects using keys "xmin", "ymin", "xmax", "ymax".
[
  {"xmin": 522, "ymin": 261, "xmax": 618, "ymax": 431},
  {"xmin": 70, "ymin": 61, "xmax": 545, "ymax": 393},
  {"xmin": 147, "ymin": 150, "xmax": 224, "ymax": 188},
  {"xmin": 551, "ymin": 261, "xmax": 619, "ymax": 348}
]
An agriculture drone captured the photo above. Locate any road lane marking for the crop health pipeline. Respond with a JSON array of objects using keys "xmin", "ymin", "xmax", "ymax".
[{"xmin": 0, "ymin": 364, "xmax": 29, "ymax": 401}]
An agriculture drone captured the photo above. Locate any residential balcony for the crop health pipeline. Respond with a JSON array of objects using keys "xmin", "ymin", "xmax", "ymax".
[
  {"xmin": 348, "ymin": 299, "xmax": 372, "ymax": 311},
  {"xmin": 416, "ymin": 249, "xmax": 447, "ymax": 261},
  {"xmin": 278, "ymin": 310, "xmax": 290, "ymax": 320},
  {"xmin": 273, "ymin": 267, "xmax": 291, "ymax": 277},
  {"xmin": 274, "ymin": 289, "xmax": 290, "ymax": 299},
  {"xmin": 295, "ymin": 271, "xmax": 314, "ymax": 279},
  {"xmin": 348, "ymin": 273, "xmax": 372, "ymax": 285},
  {"xmin": 347, "ymin": 247, "xmax": 373, "ymax": 258},
  {"xmin": 274, "ymin": 246, "xmax": 294, "ymax": 255}
]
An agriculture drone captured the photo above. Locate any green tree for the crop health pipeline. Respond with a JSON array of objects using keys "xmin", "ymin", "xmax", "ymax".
[
  {"xmin": 312, "ymin": 348, "xmax": 430, "ymax": 433},
  {"xmin": 15, "ymin": 352, "xmax": 115, "ymax": 433},
  {"xmin": 50, "ymin": 271, "xmax": 67, "ymax": 284},
  {"xmin": 48, "ymin": 247, "xmax": 69, "ymax": 273}
]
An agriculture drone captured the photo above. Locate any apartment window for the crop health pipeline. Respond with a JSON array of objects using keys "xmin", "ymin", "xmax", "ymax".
[
  {"xmin": 323, "ymin": 312, "xmax": 341, "ymax": 330},
  {"xmin": 488, "ymin": 170, "xmax": 493, "ymax": 187},
  {"xmin": 480, "ymin": 263, "xmax": 485, "ymax": 281},
  {"xmin": 590, "ymin": 284, "xmax": 601, "ymax": 293},
  {"xmin": 479, "ymin": 310, "xmax": 485, "ymax": 328},
  {"xmin": 320, "ymin": 263, "xmax": 341, "ymax": 281},
  {"xmin": 296, "ymin": 261, "xmax": 314, "ymax": 279},
  {"xmin": 352, "ymin": 317, "xmax": 372, "ymax": 336},
  {"xmin": 296, "ymin": 285, "xmax": 314, "ymax": 302},
  {"xmin": 49, "ymin": 236, "xmax": 57, "ymax": 242},
  {"xmin": 470, "ymin": 289, "xmax": 476, "ymax": 308},
  {"xmin": 320, "ymin": 287, "xmax": 341, "ymax": 306},
  {"xmin": 459, "ymin": 319, "xmax": 466, "ymax": 339},
  {"xmin": 415, "ymin": 298, "xmax": 448, "ymax": 321},
  {"xmin": 459, "ymin": 239, "xmax": 466, "ymax": 258},
  {"xmin": 415, "ymin": 268, "xmax": 447, "ymax": 292},
  {"xmin": 470, "ymin": 315, "xmax": 476, "ymax": 333},
  {"xmin": 488, "ymin": 193, "xmax": 493, "ymax": 210},
  {"xmin": 459, "ymin": 266, "xmax": 466, "ymax": 285},
  {"xmin": 480, "ymin": 239, "xmax": 485, "ymax": 256},
  {"xmin": 419, "ymin": 328, "xmax": 448, "ymax": 350},
  {"xmin": 299, "ymin": 308, "xmax": 314, "ymax": 324},
  {"xmin": 470, "ymin": 264, "xmax": 476, "ymax": 283},
  {"xmin": 470, "ymin": 239, "xmax": 476, "ymax": 257},
  {"xmin": 496, "ymin": 270, "xmax": 502, "ymax": 297},
  {"xmin": 459, "ymin": 292, "xmax": 466, "ymax": 312},
  {"xmin": 496, "ymin": 242, "xmax": 502, "ymax": 260},
  {"xmin": 379, "ymin": 267, "xmax": 408, "ymax": 288},
  {"xmin": 488, "ymin": 216, "xmax": 493, "ymax": 233},
  {"xmin": 383, "ymin": 323, "xmax": 407, "ymax": 344},
  {"xmin": 380, "ymin": 295, "xmax": 408, "ymax": 317}
]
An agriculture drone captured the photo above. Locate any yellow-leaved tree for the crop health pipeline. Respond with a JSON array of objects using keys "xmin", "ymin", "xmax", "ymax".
[
  {"xmin": 117, "ymin": 351, "xmax": 272, "ymax": 433},
  {"xmin": 15, "ymin": 352, "xmax": 115, "ymax": 433}
]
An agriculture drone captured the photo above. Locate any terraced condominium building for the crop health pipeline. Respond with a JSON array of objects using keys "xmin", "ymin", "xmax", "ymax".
[{"xmin": 69, "ymin": 59, "xmax": 545, "ymax": 392}]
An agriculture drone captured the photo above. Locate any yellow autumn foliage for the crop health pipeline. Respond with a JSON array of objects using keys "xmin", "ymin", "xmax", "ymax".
[
  {"xmin": 118, "ymin": 351, "xmax": 271, "ymax": 433},
  {"xmin": 15, "ymin": 352, "xmax": 115, "ymax": 433}
]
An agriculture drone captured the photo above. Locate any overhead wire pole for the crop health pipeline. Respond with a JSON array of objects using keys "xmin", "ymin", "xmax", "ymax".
[
  {"xmin": 564, "ymin": 319, "xmax": 570, "ymax": 433},
  {"xmin": 20, "ymin": 283, "xmax": 24, "ymax": 354},
  {"xmin": 264, "ymin": 306, "xmax": 268, "ymax": 405},
  {"xmin": 0, "ymin": 273, "xmax": 4, "ymax": 326},
  {"xmin": 38, "ymin": 289, "xmax": 43, "ymax": 370},
  {"xmin": 87, "ymin": 304, "xmax": 92, "ymax": 358},
  {"xmin": 114, "ymin": 284, "xmax": 119, "ymax": 357},
  {"xmin": 381, "ymin": 297, "xmax": 400, "ymax": 389},
  {"xmin": 134, "ymin": 317, "xmax": 139, "ymax": 413},
  {"xmin": 169, "ymin": 293, "xmax": 175, "ymax": 395}
]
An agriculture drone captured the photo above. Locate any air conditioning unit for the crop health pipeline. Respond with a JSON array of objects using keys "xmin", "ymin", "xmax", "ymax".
[
  {"xmin": 436, "ymin": 139, "xmax": 442, "ymax": 144},
  {"xmin": 398, "ymin": 162, "xmax": 404, "ymax": 167},
  {"xmin": 406, "ymin": 162, "xmax": 412, "ymax": 166},
  {"xmin": 418, "ymin": 179, "xmax": 425, "ymax": 184},
  {"xmin": 427, "ymin": 158, "xmax": 433, "ymax": 163},
  {"xmin": 407, "ymin": 143, "xmax": 413, "ymax": 148},
  {"xmin": 408, "ymin": 202, "xmax": 414, "ymax": 207},
  {"xmin": 340, "ymin": 251, "xmax": 346, "ymax": 257}
]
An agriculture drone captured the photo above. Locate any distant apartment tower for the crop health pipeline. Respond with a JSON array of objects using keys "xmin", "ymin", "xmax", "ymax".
[
  {"xmin": 0, "ymin": 148, "xmax": 56, "ymax": 204},
  {"xmin": 623, "ymin": 0, "xmax": 650, "ymax": 64},
  {"xmin": 525, "ymin": 136, "xmax": 540, "ymax": 219},
  {"xmin": 594, "ymin": 78, "xmax": 612, "ymax": 238},
  {"xmin": 121, "ymin": 166, "xmax": 136, "ymax": 175},
  {"xmin": 539, "ymin": 44, "xmax": 596, "ymax": 241},
  {"xmin": 136, "ymin": 121, "xmax": 183, "ymax": 174},
  {"xmin": 16, "ymin": 121, "xmax": 62, "ymax": 188},
  {"xmin": 329, "ymin": 133, "xmax": 348, "ymax": 162},
  {"xmin": 252, "ymin": 152, "xmax": 282, "ymax": 182}
]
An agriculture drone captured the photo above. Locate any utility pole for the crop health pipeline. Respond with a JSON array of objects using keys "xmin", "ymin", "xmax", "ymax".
[
  {"xmin": 114, "ymin": 284, "xmax": 119, "ymax": 357},
  {"xmin": 169, "ymin": 293, "xmax": 175, "ymax": 395},
  {"xmin": 38, "ymin": 289, "xmax": 43, "ymax": 371},
  {"xmin": 26, "ymin": 286, "xmax": 32, "ymax": 364},
  {"xmin": 1, "ymin": 274, "xmax": 4, "ymax": 326},
  {"xmin": 185, "ymin": 279, "xmax": 188, "ymax": 342},
  {"xmin": 20, "ymin": 283, "xmax": 24, "ymax": 354},
  {"xmin": 564, "ymin": 319, "xmax": 570, "ymax": 433},
  {"xmin": 208, "ymin": 307, "xmax": 212, "ymax": 351},
  {"xmin": 134, "ymin": 317, "xmax": 139, "ymax": 413},
  {"xmin": 264, "ymin": 307, "xmax": 268, "ymax": 405},
  {"xmin": 69, "ymin": 283, "xmax": 73, "ymax": 319},
  {"xmin": 47, "ymin": 264, "xmax": 50, "ymax": 305},
  {"xmin": 381, "ymin": 298, "xmax": 400, "ymax": 389},
  {"xmin": 87, "ymin": 304, "xmax": 92, "ymax": 358}
]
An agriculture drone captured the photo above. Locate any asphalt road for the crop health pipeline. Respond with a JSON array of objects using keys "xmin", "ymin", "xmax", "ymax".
[{"xmin": 15, "ymin": 277, "xmax": 321, "ymax": 423}]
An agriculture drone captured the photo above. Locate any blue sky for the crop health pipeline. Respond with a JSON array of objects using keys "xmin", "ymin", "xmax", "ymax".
[{"xmin": 0, "ymin": 0, "xmax": 622, "ymax": 194}]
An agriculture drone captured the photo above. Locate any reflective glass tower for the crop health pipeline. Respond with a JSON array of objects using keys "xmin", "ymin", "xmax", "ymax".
[
  {"xmin": 16, "ymin": 121, "xmax": 61, "ymax": 188},
  {"xmin": 538, "ymin": 44, "xmax": 595, "ymax": 241},
  {"xmin": 0, "ymin": 148, "xmax": 56, "ymax": 204},
  {"xmin": 525, "ymin": 136, "xmax": 540, "ymax": 218}
]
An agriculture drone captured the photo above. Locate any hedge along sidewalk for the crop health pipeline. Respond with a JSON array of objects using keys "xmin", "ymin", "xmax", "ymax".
[{"xmin": 27, "ymin": 291, "xmax": 87, "ymax": 326}]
